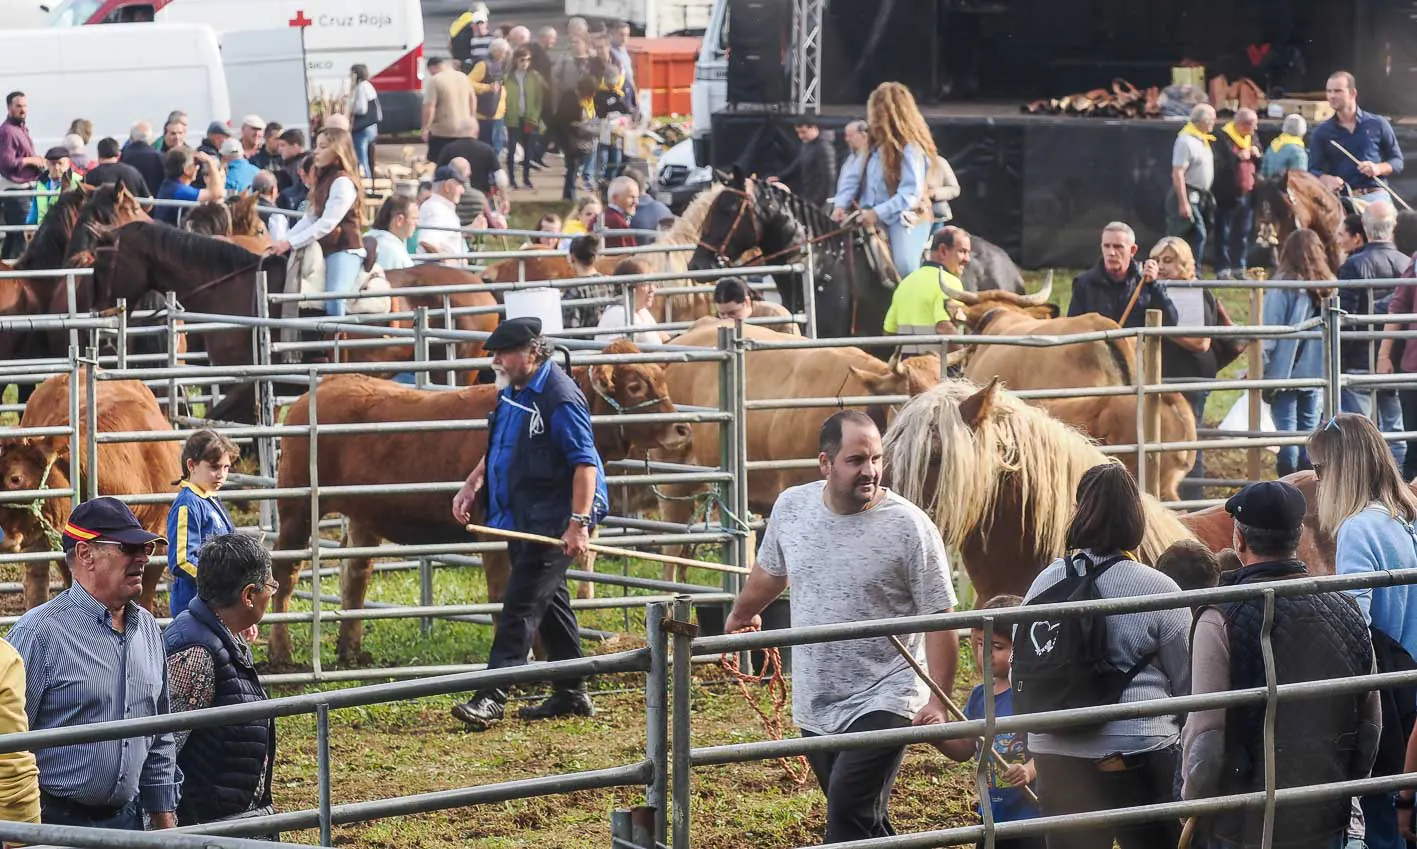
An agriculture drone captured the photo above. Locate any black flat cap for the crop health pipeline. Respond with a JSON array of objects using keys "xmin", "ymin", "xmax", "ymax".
[
  {"xmin": 1225, "ymin": 481, "xmax": 1307, "ymax": 532},
  {"xmin": 484, "ymin": 316, "xmax": 542, "ymax": 351}
]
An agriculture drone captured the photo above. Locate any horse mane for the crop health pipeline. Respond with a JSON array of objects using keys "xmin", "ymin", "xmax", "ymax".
[
  {"xmin": 882, "ymin": 379, "xmax": 1194, "ymax": 566},
  {"xmin": 659, "ymin": 183, "xmax": 724, "ymax": 247},
  {"xmin": 229, "ymin": 194, "xmax": 265, "ymax": 237},
  {"xmin": 66, "ymin": 184, "xmax": 138, "ymax": 265},
  {"xmin": 117, "ymin": 220, "xmax": 262, "ymax": 269},
  {"xmin": 13, "ymin": 187, "xmax": 87, "ymax": 271}
]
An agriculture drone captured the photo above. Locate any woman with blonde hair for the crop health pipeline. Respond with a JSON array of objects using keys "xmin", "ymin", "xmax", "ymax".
[
  {"xmin": 1308, "ymin": 412, "xmax": 1417, "ymax": 845},
  {"xmin": 831, "ymin": 81, "xmax": 938, "ymax": 277},
  {"xmin": 1265, "ymin": 229, "xmax": 1334, "ymax": 475},
  {"xmin": 271, "ymin": 127, "xmax": 366, "ymax": 317}
]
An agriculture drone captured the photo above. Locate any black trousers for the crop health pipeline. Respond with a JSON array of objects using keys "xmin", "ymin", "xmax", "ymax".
[
  {"xmin": 562, "ymin": 151, "xmax": 586, "ymax": 201},
  {"xmin": 484, "ymin": 540, "xmax": 583, "ymax": 692},
  {"xmin": 802, "ymin": 711, "xmax": 911, "ymax": 843},
  {"xmin": 1, "ymin": 191, "xmax": 30, "ymax": 260},
  {"xmin": 1400, "ymin": 389, "xmax": 1417, "ymax": 481},
  {"xmin": 1033, "ymin": 748, "xmax": 1180, "ymax": 849},
  {"xmin": 426, "ymin": 135, "xmax": 456, "ymax": 165},
  {"xmin": 506, "ymin": 125, "xmax": 537, "ymax": 186}
]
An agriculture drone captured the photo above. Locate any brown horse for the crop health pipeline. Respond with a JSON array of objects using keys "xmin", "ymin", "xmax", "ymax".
[
  {"xmin": 89, "ymin": 221, "xmax": 288, "ymax": 423},
  {"xmin": 882, "ymin": 378, "xmax": 1195, "ymax": 603},
  {"xmin": 1252, "ymin": 170, "xmax": 1344, "ymax": 274}
]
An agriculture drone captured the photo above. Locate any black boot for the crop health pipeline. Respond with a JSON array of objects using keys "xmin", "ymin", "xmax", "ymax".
[
  {"xmin": 451, "ymin": 689, "xmax": 507, "ymax": 730},
  {"xmin": 517, "ymin": 688, "xmax": 594, "ymax": 721}
]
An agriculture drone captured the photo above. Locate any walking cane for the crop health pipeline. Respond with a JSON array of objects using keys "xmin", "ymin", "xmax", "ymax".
[
  {"xmin": 887, "ymin": 634, "xmax": 1041, "ymax": 805},
  {"xmin": 1328, "ymin": 140, "xmax": 1414, "ymax": 211},
  {"xmin": 1178, "ymin": 815, "xmax": 1197, "ymax": 849},
  {"xmin": 465, "ymin": 523, "xmax": 750, "ymax": 575}
]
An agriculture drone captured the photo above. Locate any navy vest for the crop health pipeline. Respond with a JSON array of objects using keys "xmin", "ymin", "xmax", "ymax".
[
  {"xmin": 488, "ymin": 363, "xmax": 605, "ymax": 538},
  {"xmin": 164, "ymin": 599, "xmax": 275, "ymax": 825},
  {"xmin": 1206, "ymin": 560, "xmax": 1371, "ymax": 847}
]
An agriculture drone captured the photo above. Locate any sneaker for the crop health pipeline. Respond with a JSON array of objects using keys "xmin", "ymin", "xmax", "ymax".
[
  {"xmin": 517, "ymin": 689, "xmax": 595, "ymax": 721},
  {"xmin": 529, "ymin": 160, "xmax": 546, "ymax": 171},
  {"xmin": 523, "ymin": 178, "xmax": 535, "ymax": 190},
  {"xmin": 451, "ymin": 690, "xmax": 507, "ymax": 730},
  {"xmin": 1216, "ymin": 268, "xmax": 1234, "ymax": 280}
]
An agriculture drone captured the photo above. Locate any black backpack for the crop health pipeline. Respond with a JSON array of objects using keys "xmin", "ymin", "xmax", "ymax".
[{"xmin": 1011, "ymin": 552, "xmax": 1156, "ymax": 730}]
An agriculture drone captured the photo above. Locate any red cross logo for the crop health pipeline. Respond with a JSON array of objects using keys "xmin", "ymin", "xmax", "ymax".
[{"xmin": 288, "ymin": 9, "xmax": 312, "ymax": 27}]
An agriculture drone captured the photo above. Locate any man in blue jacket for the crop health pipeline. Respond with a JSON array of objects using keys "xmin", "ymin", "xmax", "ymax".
[
  {"xmin": 1309, "ymin": 71, "xmax": 1403, "ymax": 211},
  {"xmin": 450, "ymin": 317, "xmax": 609, "ymax": 730}
]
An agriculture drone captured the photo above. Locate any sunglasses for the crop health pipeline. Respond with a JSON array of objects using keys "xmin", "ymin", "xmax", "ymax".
[{"xmin": 86, "ymin": 539, "xmax": 159, "ymax": 557}]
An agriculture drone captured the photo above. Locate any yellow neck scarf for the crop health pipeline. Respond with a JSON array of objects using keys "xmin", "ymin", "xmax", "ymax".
[
  {"xmin": 1221, "ymin": 121, "xmax": 1253, "ymax": 150},
  {"xmin": 579, "ymin": 96, "xmax": 595, "ymax": 121},
  {"xmin": 1179, "ymin": 122, "xmax": 1216, "ymax": 144},
  {"xmin": 1270, "ymin": 132, "xmax": 1306, "ymax": 153}
]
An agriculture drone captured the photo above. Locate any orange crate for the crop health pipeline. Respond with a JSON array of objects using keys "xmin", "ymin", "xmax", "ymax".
[{"xmin": 628, "ymin": 36, "xmax": 701, "ymax": 117}]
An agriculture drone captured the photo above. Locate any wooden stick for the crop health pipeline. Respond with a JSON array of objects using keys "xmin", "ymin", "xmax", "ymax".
[
  {"xmin": 1179, "ymin": 816, "xmax": 1197, "ymax": 849},
  {"xmin": 887, "ymin": 634, "xmax": 1041, "ymax": 804},
  {"xmin": 1117, "ymin": 271, "xmax": 1148, "ymax": 329},
  {"xmin": 1328, "ymin": 140, "xmax": 1414, "ymax": 211},
  {"xmin": 465, "ymin": 523, "xmax": 751, "ymax": 575}
]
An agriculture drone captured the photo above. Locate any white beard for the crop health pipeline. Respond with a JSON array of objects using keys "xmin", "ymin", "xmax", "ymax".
[{"xmin": 493, "ymin": 370, "xmax": 510, "ymax": 390}]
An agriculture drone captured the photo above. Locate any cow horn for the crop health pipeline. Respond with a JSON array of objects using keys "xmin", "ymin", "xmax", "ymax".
[
  {"xmin": 1019, "ymin": 270, "xmax": 1053, "ymax": 306},
  {"xmin": 944, "ymin": 348, "xmax": 969, "ymax": 368},
  {"xmin": 887, "ymin": 350, "xmax": 906, "ymax": 375},
  {"xmin": 939, "ymin": 281, "xmax": 980, "ymax": 305}
]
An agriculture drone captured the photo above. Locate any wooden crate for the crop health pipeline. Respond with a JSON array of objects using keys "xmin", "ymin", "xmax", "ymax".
[{"xmin": 1272, "ymin": 97, "xmax": 1333, "ymax": 123}]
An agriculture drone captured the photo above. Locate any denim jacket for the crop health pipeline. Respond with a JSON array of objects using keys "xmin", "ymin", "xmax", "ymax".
[
  {"xmin": 832, "ymin": 142, "xmax": 927, "ymax": 228},
  {"xmin": 1262, "ymin": 286, "xmax": 1324, "ymax": 380}
]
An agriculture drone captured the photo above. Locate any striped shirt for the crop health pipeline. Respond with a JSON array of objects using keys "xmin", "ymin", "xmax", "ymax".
[{"xmin": 7, "ymin": 581, "xmax": 180, "ymax": 812}]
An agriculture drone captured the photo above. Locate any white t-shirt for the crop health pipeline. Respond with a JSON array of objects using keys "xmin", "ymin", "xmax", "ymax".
[
  {"xmin": 595, "ymin": 305, "xmax": 663, "ymax": 345},
  {"xmin": 364, "ymin": 228, "xmax": 413, "ymax": 271},
  {"xmin": 758, "ymin": 480, "xmax": 957, "ymax": 734},
  {"xmin": 287, "ymin": 174, "xmax": 358, "ymax": 251},
  {"xmin": 417, "ymin": 193, "xmax": 467, "ymax": 266}
]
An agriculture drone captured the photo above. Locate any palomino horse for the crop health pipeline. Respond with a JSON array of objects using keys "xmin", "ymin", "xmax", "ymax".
[
  {"xmin": 688, "ymin": 172, "xmax": 898, "ymax": 358},
  {"xmin": 1251, "ymin": 170, "xmax": 1345, "ymax": 274},
  {"xmin": 882, "ymin": 378, "xmax": 1196, "ymax": 604},
  {"xmin": 89, "ymin": 221, "xmax": 289, "ymax": 423}
]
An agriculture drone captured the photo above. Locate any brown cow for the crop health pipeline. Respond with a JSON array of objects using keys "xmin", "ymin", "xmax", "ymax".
[
  {"xmin": 942, "ymin": 278, "xmax": 1196, "ymax": 501},
  {"xmin": 652, "ymin": 320, "xmax": 940, "ymax": 581},
  {"xmin": 270, "ymin": 341, "xmax": 692, "ymax": 667},
  {"xmin": 0, "ymin": 370, "xmax": 177, "ymax": 611}
]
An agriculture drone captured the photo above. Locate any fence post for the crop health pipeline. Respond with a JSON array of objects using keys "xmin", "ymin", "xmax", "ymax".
[
  {"xmin": 802, "ymin": 247, "xmax": 818, "ymax": 338},
  {"xmin": 254, "ymin": 270, "xmax": 277, "ymax": 537},
  {"xmin": 165, "ymin": 291, "xmax": 179, "ymax": 423},
  {"xmin": 670, "ymin": 595, "xmax": 693, "ymax": 849},
  {"xmin": 308, "ymin": 369, "xmax": 323, "ymax": 681},
  {"xmin": 1142, "ymin": 309, "xmax": 1162, "ymax": 499},
  {"xmin": 1247, "ymin": 287, "xmax": 1265, "ymax": 482},
  {"xmin": 731, "ymin": 331, "xmax": 751, "ymax": 583},
  {"xmin": 1322, "ymin": 297, "xmax": 1343, "ymax": 419},
  {"xmin": 317, "ymin": 702, "xmax": 333, "ymax": 847},
  {"xmin": 1259, "ymin": 589, "xmax": 1278, "ymax": 848},
  {"xmin": 977, "ymin": 615, "xmax": 997, "ymax": 849},
  {"xmin": 67, "ymin": 346, "xmax": 82, "ymax": 507},
  {"xmin": 645, "ymin": 601, "xmax": 670, "ymax": 846},
  {"xmin": 64, "ymin": 272, "xmax": 78, "ymax": 354},
  {"xmin": 419, "ymin": 557, "xmax": 434, "ymax": 637},
  {"xmin": 414, "ymin": 306, "xmax": 430, "ymax": 389},
  {"xmin": 114, "ymin": 299, "xmax": 127, "ymax": 370},
  {"xmin": 715, "ymin": 324, "xmax": 740, "ymax": 586},
  {"xmin": 83, "ymin": 348, "xmax": 98, "ymax": 502},
  {"xmin": 442, "ymin": 294, "xmax": 457, "ymax": 387}
]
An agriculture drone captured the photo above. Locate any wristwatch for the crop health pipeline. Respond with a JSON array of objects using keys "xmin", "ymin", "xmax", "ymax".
[{"xmin": 570, "ymin": 512, "xmax": 592, "ymax": 528}]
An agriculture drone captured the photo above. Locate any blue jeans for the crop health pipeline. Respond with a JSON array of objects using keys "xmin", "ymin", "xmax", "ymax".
[
  {"xmin": 887, "ymin": 218, "xmax": 931, "ymax": 277},
  {"xmin": 1359, "ymin": 793, "xmax": 1401, "ymax": 849},
  {"xmin": 169, "ymin": 572, "xmax": 197, "ymax": 618},
  {"xmin": 1270, "ymin": 388, "xmax": 1322, "ymax": 476},
  {"xmin": 352, "ymin": 124, "xmax": 377, "ymax": 179},
  {"xmin": 479, "ymin": 118, "xmax": 506, "ymax": 159},
  {"xmin": 41, "ymin": 796, "xmax": 142, "ymax": 830},
  {"xmin": 1179, "ymin": 391, "xmax": 1210, "ymax": 501},
  {"xmin": 324, "ymin": 249, "xmax": 366, "ymax": 318},
  {"xmin": 1341, "ymin": 375, "xmax": 1407, "ymax": 468},
  {"xmin": 1213, "ymin": 197, "xmax": 1253, "ymax": 272}
]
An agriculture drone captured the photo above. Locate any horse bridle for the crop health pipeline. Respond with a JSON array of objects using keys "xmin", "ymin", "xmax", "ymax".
[{"xmin": 696, "ymin": 186, "xmax": 762, "ymax": 263}]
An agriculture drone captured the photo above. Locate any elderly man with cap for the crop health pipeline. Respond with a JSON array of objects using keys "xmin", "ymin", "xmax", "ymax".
[
  {"xmin": 25, "ymin": 146, "xmax": 81, "ymax": 226},
  {"xmin": 237, "ymin": 114, "xmax": 265, "ymax": 160},
  {"xmin": 197, "ymin": 121, "xmax": 229, "ymax": 160},
  {"xmin": 417, "ymin": 165, "xmax": 471, "ymax": 265},
  {"xmin": 1180, "ymin": 481, "xmax": 1379, "ymax": 849},
  {"xmin": 8, "ymin": 498, "xmax": 179, "ymax": 831},
  {"xmin": 219, "ymin": 137, "xmax": 259, "ymax": 194},
  {"xmin": 451, "ymin": 316, "xmax": 610, "ymax": 730}
]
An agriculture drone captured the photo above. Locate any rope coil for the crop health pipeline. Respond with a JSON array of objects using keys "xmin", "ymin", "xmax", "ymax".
[{"xmin": 720, "ymin": 626, "xmax": 810, "ymax": 786}]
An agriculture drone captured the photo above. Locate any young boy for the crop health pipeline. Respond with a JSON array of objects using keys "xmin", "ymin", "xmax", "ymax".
[
  {"xmin": 1157, "ymin": 538, "xmax": 1222, "ymax": 592},
  {"xmin": 938, "ymin": 594, "xmax": 1043, "ymax": 849}
]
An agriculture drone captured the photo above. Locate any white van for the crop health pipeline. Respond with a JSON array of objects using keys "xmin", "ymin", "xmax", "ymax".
[
  {"xmin": 0, "ymin": 0, "xmax": 54, "ymax": 27},
  {"xmin": 0, "ymin": 22, "xmax": 230, "ymax": 150},
  {"xmin": 655, "ymin": 0, "xmax": 728, "ymax": 208},
  {"xmin": 42, "ymin": 0, "xmax": 425, "ymax": 132}
]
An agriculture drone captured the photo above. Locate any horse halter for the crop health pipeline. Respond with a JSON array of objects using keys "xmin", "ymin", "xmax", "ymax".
[
  {"xmin": 696, "ymin": 186, "xmax": 762, "ymax": 265},
  {"xmin": 586, "ymin": 367, "xmax": 669, "ymax": 454}
]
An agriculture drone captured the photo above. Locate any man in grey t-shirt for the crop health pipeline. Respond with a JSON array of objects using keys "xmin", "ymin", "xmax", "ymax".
[
  {"xmin": 725, "ymin": 410, "xmax": 958, "ymax": 842},
  {"xmin": 1166, "ymin": 102, "xmax": 1217, "ymax": 268}
]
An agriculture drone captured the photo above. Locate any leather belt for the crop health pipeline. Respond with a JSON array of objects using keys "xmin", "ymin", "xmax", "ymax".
[
  {"xmin": 39, "ymin": 791, "xmax": 129, "ymax": 821},
  {"xmin": 1353, "ymin": 187, "xmax": 1386, "ymax": 196}
]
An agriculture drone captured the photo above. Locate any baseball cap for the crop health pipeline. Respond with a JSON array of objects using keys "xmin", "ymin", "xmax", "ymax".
[
  {"xmin": 43, "ymin": 146, "xmax": 69, "ymax": 162},
  {"xmin": 206, "ymin": 120, "xmax": 230, "ymax": 138},
  {"xmin": 432, "ymin": 165, "xmax": 468, "ymax": 185},
  {"xmin": 218, "ymin": 137, "xmax": 244, "ymax": 157},
  {"xmin": 471, "ymin": 9, "xmax": 489, "ymax": 23},
  {"xmin": 241, "ymin": 114, "xmax": 266, "ymax": 131},
  {"xmin": 62, "ymin": 497, "xmax": 166, "ymax": 552},
  {"xmin": 1225, "ymin": 481, "xmax": 1307, "ymax": 532}
]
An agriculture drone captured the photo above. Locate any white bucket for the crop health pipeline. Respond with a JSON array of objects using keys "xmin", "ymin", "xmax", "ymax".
[{"xmin": 504, "ymin": 287, "xmax": 564, "ymax": 334}]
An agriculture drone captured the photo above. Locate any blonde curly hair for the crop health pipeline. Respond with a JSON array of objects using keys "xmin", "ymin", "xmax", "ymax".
[{"xmin": 865, "ymin": 82, "xmax": 939, "ymax": 193}]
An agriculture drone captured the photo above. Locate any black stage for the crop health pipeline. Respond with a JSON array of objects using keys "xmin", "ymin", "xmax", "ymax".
[{"xmin": 710, "ymin": 106, "xmax": 1417, "ymax": 269}]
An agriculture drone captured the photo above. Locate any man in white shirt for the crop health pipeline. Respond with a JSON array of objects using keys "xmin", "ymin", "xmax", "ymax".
[
  {"xmin": 417, "ymin": 166, "xmax": 470, "ymax": 266},
  {"xmin": 724, "ymin": 410, "xmax": 958, "ymax": 843}
]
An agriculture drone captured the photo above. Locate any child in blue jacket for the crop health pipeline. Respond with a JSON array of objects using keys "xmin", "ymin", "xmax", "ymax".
[{"xmin": 167, "ymin": 430, "xmax": 237, "ymax": 616}]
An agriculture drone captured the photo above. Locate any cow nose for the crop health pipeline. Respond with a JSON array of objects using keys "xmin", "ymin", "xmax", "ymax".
[{"xmin": 6, "ymin": 475, "xmax": 20, "ymax": 490}]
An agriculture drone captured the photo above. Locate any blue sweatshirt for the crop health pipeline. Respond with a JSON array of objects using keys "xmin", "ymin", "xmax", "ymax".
[
  {"xmin": 1336, "ymin": 505, "xmax": 1417, "ymax": 658},
  {"xmin": 166, "ymin": 481, "xmax": 235, "ymax": 579}
]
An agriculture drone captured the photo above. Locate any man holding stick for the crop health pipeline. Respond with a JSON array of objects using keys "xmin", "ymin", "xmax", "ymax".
[
  {"xmin": 451, "ymin": 317, "xmax": 609, "ymax": 730},
  {"xmin": 1310, "ymin": 70, "xmax": 1404, "ymax": 211},
  {"xmin": 724, "ymin": 410, "xmax": 958, "ymax": 842}
]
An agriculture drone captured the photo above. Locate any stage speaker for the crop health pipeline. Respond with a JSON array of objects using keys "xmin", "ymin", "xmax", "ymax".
[{"xmin": 727, "ymin": 0, "xmax": 791, "ymax": 104}]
